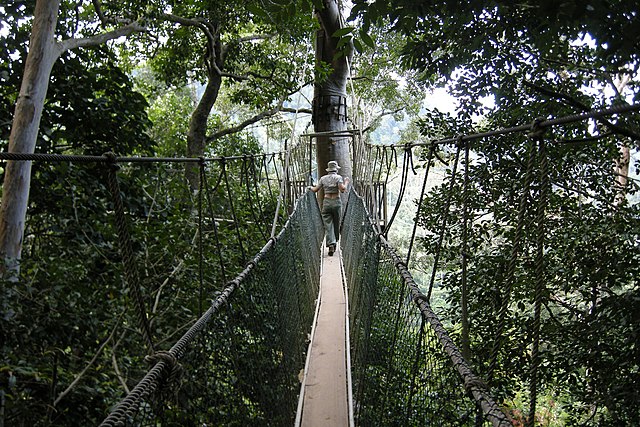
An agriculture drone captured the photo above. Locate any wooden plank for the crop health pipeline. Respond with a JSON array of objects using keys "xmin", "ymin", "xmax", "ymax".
[{"xmin": 298, "ymin": 245, "xmax": 350, "ymax": 427}]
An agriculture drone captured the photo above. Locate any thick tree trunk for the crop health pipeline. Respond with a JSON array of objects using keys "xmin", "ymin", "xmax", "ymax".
[
  {"xmin": 313, "ymin": 1, "xmax": 352, "ymax": 184},
  {"xmin": 0, "ymin": 0, "xmax": 61, "ymax": 274},
  {"xmin": 185, "ymin": 32, "xmax": 225, "ymax": 191},
  {"xmin": 185, "ymin": 72, "xmax": 223, "ymax": 190}
]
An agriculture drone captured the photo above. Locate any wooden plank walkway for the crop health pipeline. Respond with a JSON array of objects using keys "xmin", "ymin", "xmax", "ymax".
[{"xmin": 296, "ymin": 244, "xmax": 351, "ymax": 427}]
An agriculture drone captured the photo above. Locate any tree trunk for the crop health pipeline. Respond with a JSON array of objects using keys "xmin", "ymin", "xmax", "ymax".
[
  {"xmin": 185, "ymin": 72, "xmax": 223, "ymax": 190},
  {"xmin": 613, "ymin": 75, "xmax": 631, "ymax": 206},
  {"xmin": 614, "ymin": 144, "xmax": 630, "ymax": 206},
  {"xmin": 313, "ymin": 1, "xmax": 352, "ymax": 184},
  {"xmin": 185, "ymin": 34, "xmax": 224, "ymax": 191},
  {"xmin": 0, "ymin": 0, "xmax": 61, "ymax": 275}
]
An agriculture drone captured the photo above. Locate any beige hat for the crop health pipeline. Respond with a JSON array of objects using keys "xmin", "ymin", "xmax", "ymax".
[{"xmin": 326, "ymin": 160, "xmax": 341, "ymax": 172}]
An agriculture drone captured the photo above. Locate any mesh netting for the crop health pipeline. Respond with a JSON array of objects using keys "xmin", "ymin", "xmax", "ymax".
[
  {"xmin": 99, "ymin": 191, "xmax": 322, "ymax": 426},
  {"xmin": 342, "ymin": 189, "xmax": 511, "ymax": 427}
]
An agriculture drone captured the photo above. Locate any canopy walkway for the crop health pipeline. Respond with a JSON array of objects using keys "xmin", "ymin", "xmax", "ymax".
[{"xmin": 1, "ymin": 103, "xmax": 639, "ymax": 426}]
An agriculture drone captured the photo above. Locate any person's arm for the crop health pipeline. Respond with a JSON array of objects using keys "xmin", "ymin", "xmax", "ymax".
[
  {"xmin": 339, "ymin": 177, "xmax": 350, "ymax": 193},
  {"xmin": 308, "ymin": 183, "xmax": 321, "ymax": 193}
]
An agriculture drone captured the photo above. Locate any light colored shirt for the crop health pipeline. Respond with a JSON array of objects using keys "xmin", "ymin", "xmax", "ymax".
[{"xmin": 318, "ymin": 172, "xmax": 344, "ymax": 194}]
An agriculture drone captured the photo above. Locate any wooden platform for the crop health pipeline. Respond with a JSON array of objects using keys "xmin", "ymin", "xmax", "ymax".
[{"xmin": 296, "ymin": 244, "xmax": 352, "ymax": 427}]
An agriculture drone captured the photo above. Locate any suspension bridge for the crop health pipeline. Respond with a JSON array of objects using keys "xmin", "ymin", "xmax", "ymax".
[{"xmin": 1, "ymin": 103, "xmax": 639, "ymax": 426}]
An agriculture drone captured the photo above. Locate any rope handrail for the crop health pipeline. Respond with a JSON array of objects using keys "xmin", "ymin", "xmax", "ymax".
[
  {"xmin": 0, "ymin": 151, "xmax": 285, "ymax": 163},
  {"xmin": 379, "ymin": 235, "xmax": 512, "ymax": 427},
  {"xmin": 359, "ymin": 102, "xmax": 640, "ymax": 150},
  {"xmin": 100, "ymin": 191, "xmax": 323, "ymax": 426},
  {"xmin": 342, "ymin": 188, "xmax": 513, "ymax": 426}
]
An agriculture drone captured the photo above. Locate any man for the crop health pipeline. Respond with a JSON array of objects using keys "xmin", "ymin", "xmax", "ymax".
[{"xmin": 308, "ymin": 160, "xmax": 350, "ymax": 256}]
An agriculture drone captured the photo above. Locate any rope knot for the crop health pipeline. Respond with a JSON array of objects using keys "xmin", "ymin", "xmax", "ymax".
[
  {"xmin": 145, "ymin": 351, "xmax": 183, "ymax": 396},
  {"xmin": 463, "ymin": 375, "xmax": 488, "ymax": 391},
  {"xmin": 455, "ymin": 135, "xmax": 466, "ymax": 148},
  {"xmin": 103, "ymin": 152, "xmax": 120, "ymax": 170},
  {"xmin": 145, "ymin": 350, "xmax": 177, "ymax": 367},
  {"xmin": 527, "ymin": 118, "xmax": 546, "ymax": 140}
]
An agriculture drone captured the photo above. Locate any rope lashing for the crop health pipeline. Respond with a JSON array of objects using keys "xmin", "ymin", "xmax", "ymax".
[
  {"xmin": 527, "ymin": 118, "xmax": 546, "ymax": 140},
  {"xmin": 144, "ymin": 350, "xmax": 182, "ymax": 390},
  {"xmin": 104, "ymin": 152, "xmax": 155, "ymax": 355}
]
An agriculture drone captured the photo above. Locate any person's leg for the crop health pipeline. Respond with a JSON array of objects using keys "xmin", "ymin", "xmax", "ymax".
[
  {"xmin": 331, "ymin": 201, "xmax": 341, "ymax": 244},
  {"xmin": 322, "ymin": 203, "xmax": 336, "ymax": 248}
]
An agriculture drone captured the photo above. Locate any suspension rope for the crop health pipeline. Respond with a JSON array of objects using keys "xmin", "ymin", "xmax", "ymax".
[
  {"xmin": 220, "ymin": 158, "xmax": 247, "ymax": 262},
  {"xmin": 201, "ymin": 163, "xmax": 228, "ymax": 285},
  {"xmin": 104, "ymin": 154, "xmax": 155, "ymax": 355},
  {"xmin": 271, "ymin": 146, "xmax": 291, "ymax": 238},
  {"xmin": 384, "ymin": 144, "xmax": 413, "ymax": 235},
  {"xmin": 396, "ymin": 102, "xmax": 640, "ymax": 148},
  {"xmin": 527, "ymin": 133, "xmax": 549, "ymax": 427},
  {"xmin": 426, "ymin": 143, "xmax": 462, "ymax": 302},
  {"xmin": 460, "ymin": 142, "xmax": 472, "ymax": 362},
  {"xmin": 0, "ymin": 152, "xmax": 283, "ymax": 163},
  {"xmin": 242, "ymin": 155, "xmax": 268, "ymax": 242},
  {"xmin": 405, "ymin": 144, "xmax": 436, "ymax": 265},
  {"xmin": 198, "ymin": 159, "xmax": 205, "ymax": 317}
]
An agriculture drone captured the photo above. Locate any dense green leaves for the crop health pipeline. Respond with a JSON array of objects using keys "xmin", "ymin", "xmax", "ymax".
[{"xmin": 347, "ymin": 1, "xmax": 640, "ymax": 424}]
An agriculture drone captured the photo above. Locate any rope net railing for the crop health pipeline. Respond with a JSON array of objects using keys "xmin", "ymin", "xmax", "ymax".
[
  {"xmin": 0, "ymin": 148, "xmax": 319, "ymax": 425},
  {"xmin": 100, "ymin": 190, "xmax": 322, "ymax": 425},
  {"xmin": 342, "ymin": 189, "xmax": 511, "ymax": 426},
  {"xmin": 347, "ymin": 102, "xmax": 640, "ymax": 426}
]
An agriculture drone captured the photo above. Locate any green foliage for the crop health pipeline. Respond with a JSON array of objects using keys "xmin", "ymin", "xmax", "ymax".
[
  {"xmin": 413, "ymin": 126, "xmax": 640, "ymax": 424},
  {"xmin": 347, "ymin": 2, "xmax": 640, "ymax": 422}
]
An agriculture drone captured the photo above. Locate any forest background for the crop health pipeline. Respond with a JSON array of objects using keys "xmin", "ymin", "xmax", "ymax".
[{"xmin": 1, "ymin": 0, "xmax": 639, "ymax": 425}]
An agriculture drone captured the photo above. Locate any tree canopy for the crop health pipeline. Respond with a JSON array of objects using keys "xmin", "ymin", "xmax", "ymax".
[{"xmin": 1, "ymin": 0, "xmax": 639, "ymax": 425}]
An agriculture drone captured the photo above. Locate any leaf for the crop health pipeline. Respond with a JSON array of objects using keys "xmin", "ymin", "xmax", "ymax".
[
  {"xmin": 353, "ymin": 38, "xmax": 363, "ymax": 53},
  {"xmin": 359, "ymin": 29, "xmax": 375, "ymax": 48},
  {"xmin": 336, "ymin": 36, "xmax": 351, "ymax": 50},
  {"xmin": 332, "ymin": 26, "xmax": 355, "ymax": 38}
]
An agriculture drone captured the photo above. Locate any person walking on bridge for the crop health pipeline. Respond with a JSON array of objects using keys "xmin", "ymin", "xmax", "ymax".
[{"xmin": 308, "ymin": 160, "xmax": 350, "ymax": 256}]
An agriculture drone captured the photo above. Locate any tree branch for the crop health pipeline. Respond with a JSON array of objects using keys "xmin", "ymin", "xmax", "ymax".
[
  {"xmin": 163, "ymin": 13, "xmax": 222, "ymax": 76},
  {"xmin": 206, "ymin": 102, "xmax": 285, "ymax": 142},
  {"xmin": 58, "ymin": 21, "xmax": 146, "ymax": 53},
  {"xmin": 53, "ymin": 319, "xmax": 120, "ymax": 406},
  {"xmin": 362, "ymin": 107, "xmax": 405, "ymax": 133},
  {"xmin": 281, "ymin": 107, "xmax": 312, "ymax": 115},
  {"xmin": 111, "ymin": 331, "xmax": 130, "ymax": 394},
  {"xmin": 524, "ymin": 80, "xmax": 640, "ymax": 140},
  {"xmin": 237, "ymin": 33, "xmax": 275, "ymax": 43}
]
